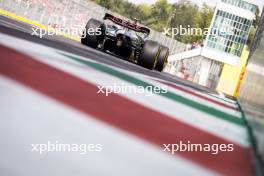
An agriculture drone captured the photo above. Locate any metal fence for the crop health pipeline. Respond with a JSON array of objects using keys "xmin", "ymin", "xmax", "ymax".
[
  {"xmin": 0, "ymin": 0, "xmax": 186, "ymax": 55},
  {"xmin": 239, "ymin": 8, "xmax": 264, "ymax": 115},
  {"xmin": 238, "ymin": 8, "xmax": 264, "ymax": 175}
]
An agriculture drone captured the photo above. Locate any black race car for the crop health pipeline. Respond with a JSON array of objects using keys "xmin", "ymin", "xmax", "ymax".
[{"xmin": 81, "ymin": 13, "xmax": 169, "ymax": 71}]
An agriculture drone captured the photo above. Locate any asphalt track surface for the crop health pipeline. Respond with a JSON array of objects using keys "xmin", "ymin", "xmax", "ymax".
[
  {"xmin": 0, "ymin": 15, "xmax": 215, "ymax": 94},
  {"xmin": 1, "ymin": 14, "xmax": 253, "ymax": 176}
]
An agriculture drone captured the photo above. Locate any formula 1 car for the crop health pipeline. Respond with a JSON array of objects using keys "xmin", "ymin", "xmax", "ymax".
[{"xmin": 81, "ymin": 13, "xmax": 169, "ymax": 71}]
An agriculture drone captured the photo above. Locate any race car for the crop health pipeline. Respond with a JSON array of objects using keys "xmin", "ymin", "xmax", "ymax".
[{"xmin": 81, "ymin": 13, "xmax": 169, "ymax": 71}]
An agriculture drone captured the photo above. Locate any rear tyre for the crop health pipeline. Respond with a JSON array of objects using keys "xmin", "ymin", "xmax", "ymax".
[
  {"xmin": 138, "ymin": 40, "xmax": 160, "ymax": 70},
  {"xmin": 155, "ymin": 45, "xmax": 169, "ymax": 72},
  {"xmin": 81, "ymin": 18, "xmax": 105, "ymax": 48}
]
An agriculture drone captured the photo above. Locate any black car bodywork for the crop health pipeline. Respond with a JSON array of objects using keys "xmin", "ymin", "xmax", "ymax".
[{"xmin": 81, "ymin": 13, "xmax": 169, "ymax": 71}]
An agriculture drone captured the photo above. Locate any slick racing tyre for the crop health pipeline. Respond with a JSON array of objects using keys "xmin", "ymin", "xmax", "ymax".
[
  {"xmin": 138, "ymin": 40, "xmax": 160, "ymax": 70},
  {"xmin": 81, "ymin": 18, "xmax": 105, "ymax": 48},
  {"xmin": 155, "ymin": 45, "xmax": 169, "ymax": 72}
]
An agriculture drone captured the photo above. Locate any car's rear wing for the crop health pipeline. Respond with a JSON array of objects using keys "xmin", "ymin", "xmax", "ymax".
[{"xmin": 103, "ymin": 13, "xmax": 150, "ymax": 35}]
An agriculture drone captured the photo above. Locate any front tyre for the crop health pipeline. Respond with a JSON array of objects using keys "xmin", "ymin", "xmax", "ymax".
[
  {"xmin": 81, "ymin": 18, "xmax": 105, "ymax": 48},
  {"xmin": 155, "ymin": 45, "xmax": 169, "ymax": 72},
  {"xmin": 138, "ymin": 40, "xmax": 160, "ymax": 70}
]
